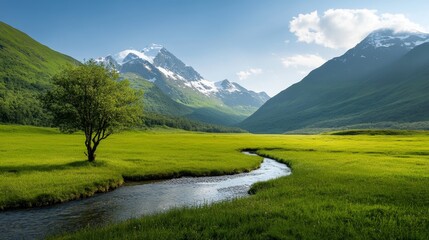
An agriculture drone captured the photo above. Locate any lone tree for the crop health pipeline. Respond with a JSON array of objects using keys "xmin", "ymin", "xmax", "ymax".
[{"xmin": 44, "ymin": 60, "xmax": 142, "ymax": 162}]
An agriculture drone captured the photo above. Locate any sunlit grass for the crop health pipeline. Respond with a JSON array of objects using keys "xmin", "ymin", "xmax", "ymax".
[
  {"xmin": 1, "ymin": 125, "xmax": 429, "ymax": 239},
  {"xmin": 0, "ymin": 125, "xmax": 265, "ymax": 209}
]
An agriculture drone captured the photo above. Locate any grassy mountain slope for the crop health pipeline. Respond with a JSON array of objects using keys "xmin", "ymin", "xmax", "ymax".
[
  {"xmin": 0, "ymin": 21, "xmax": 248, "ymax": 130},
  {"xmin": 328, "ymin": 43, "xmax": 429, "ymax": 125},
  {"xmin": 123, "ymin": 73, "xmax": 248, "ymax": 126},
  {"xmin": 119, "ymin": 49, "xmax": 256, "ymax": 126},
  {"xmin": 152, "ymin": 77, "xmax": 250, "ymax": 125},
  {"xmin": 121, "ymin": 73, "xmax": 193, "ymax": 116},
  {"xmin": 241, "ymin": 41, "xmax": 429, "ymax": 133},
  {"xmin": 0, "ymin": 21, "xmax": 78, "ymax": 124}
]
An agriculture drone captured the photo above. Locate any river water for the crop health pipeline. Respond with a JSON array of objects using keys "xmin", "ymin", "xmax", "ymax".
[{"xmin": 0, "ymin": 152, "xmax": 291, "ymax": 239}]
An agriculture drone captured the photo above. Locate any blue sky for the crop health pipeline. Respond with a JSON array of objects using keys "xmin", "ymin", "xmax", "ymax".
[{"xmin": 2, "ymin": 0, "xmax": 429, "ymax": 95}]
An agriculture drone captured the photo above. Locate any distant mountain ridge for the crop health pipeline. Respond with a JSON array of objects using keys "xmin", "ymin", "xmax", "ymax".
[
  {"xmin": 215, "ymin": 79, "xmax": 270, "ymax": 108},
  {"xmin": 96, "ymin": 44, "xmax": 269, "ymax": 125},
  {"xmin": 240, "ymin": 29, "xmax": 429, "ymax": 133},
  {"xmin": 0, "ymin": 21, "xmax": 267, "ymax": 129}
]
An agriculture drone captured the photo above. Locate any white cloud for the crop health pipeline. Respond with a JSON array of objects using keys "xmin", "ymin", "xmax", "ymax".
[
  {"xmin": 282, "ymin": 54, "xmax": 326, "ymax": 69},
  {"xmin": 236, "ymin": 68, "xmax": 262, "ymax": 80},
  {"xmin": 289, "ymin": 9, "xmax": 426, "ymax": 49}
]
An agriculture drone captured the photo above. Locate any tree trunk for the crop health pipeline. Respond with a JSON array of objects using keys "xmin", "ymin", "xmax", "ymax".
[
  {"xmin": 85, "ymin": 139, "xmax": 96, "ymax": 162},
  {"xmin": 87, "ymin": 149, "xmax": 96, "ymax": 162},
  {"xmin": 84, "ymin": 129, "xmax": 102, "ymax": 162}
]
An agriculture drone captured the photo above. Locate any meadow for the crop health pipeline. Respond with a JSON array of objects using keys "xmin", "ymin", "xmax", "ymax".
[
  {"xmin": 0, "ymin": 125, "xmax": 267, "ymax": 209},
  {"xmin": 1, "ymin": 125, "xmax": 429, "ymax": 239}
]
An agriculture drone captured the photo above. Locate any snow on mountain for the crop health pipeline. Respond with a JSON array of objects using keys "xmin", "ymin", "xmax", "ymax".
[
  {"xmin": 363, "ymin": 29, "xmax": 429, "ymax": 49},
  {"xmin": 184, "ymin": 79, "xmax": 219, "ymax": 95},
  {"xmin": 97, "ymin": 44, "xmax": 162, "ymax": 66},
  {"xmin": 215, "ymin": 79, "xmax": 241, "ymax": 93},
  {"xmin": 113, "ymin": 49, "xmax": 152, "ymax": 64},
  {"xmin": 95, "ymin": 55, "xmax": 120, "ymax": 69},
  {"xmin": 142, "ymin": 44, "xmax": 163, "ymax": 63},
  {"xmin": 95, "ymin": 45, "xmax": 268, "ymax": 104},
  {"xmin": 120, "ymin": 58, "xmax": 163, "ymax": 83},
  {"xmin": 240, "ymin": 29, "xmax": 429, "ymax": 133},
  {"xmin": 153, "ymin": 48, "xmax": 204, "ymax": 82},
  {"xmin": 214, "ymin": 79, "xmax": 270, "ymax": 107},
  {"xmin": 157, "ymin": 66, "xmax": 186, "ymax": 81},
  {"xmin": 331, "ymin": 29, "xmax": 429, "ymax": 66}
]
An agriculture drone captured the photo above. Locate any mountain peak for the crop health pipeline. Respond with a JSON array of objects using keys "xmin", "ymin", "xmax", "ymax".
[
  {"xmin": 215, "ymin": 79, "xmax": 240, "ymax": 93},
  {"xmin": 240, "ymin": 27, "xmax": 429, "ymax": 133},
  {"xmin": 152, "ymin": 47, "xmax": 204, "ymax": 81},
  {"xmin": 112, "ymin": 49, "xmax": 152, "ymax": 64},
  {"xmin": 106, "ymin": 44, "xmax": 165, "ymax": 65},
  {"xmin": 142, "ymin": 43, "xmax": 164, "ymax": 62},
  {"xmin": 368, "ymin": 28, "xmax": 426, "ymax": 35},
  {"xmin": 363, "ymin": 28, "xmax": 429, "ymax": 49},
  {"xmin": 330, "ymin": 28, "xmax": 429, "ymax": 66}
]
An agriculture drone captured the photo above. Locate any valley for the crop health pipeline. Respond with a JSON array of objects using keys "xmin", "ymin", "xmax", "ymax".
[
  {"xmin": 0, "ymin": 21, "xmax": 269, "ymax": 128},
  {"xmin": 2, "ymin": 2, "xmax": 429, "ymax": 239},
  {"xmin": 0, "ymin": 125, "xmax": 428, "ymax": 239},
  {"xmin": 95, "ymin": 44, "xmax": 270, "ymax": 125}
]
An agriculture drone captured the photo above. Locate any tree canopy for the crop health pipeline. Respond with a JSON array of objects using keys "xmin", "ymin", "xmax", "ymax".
[{"xmin": 44, "ymin": 60, "xmax": 142, "ymax": 161}]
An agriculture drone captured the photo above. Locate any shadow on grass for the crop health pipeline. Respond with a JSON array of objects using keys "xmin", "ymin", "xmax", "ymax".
[{"xmin": 0, "ymin": 160, "xmax": 106, "ymax": 173}]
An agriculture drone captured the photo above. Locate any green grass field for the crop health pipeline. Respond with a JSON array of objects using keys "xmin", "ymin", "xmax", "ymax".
[
  {"xmin": 1, "ymin": 125, "xmax": 429, "ymax": 239},
  {"xmin": 0, "ymin": 125, "xmax": 266, "ymax": 209}
]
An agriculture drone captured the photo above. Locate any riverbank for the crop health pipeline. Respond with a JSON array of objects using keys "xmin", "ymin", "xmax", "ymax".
[
  {"xmin": 1, "ymin": 125, "xmax": 429, "ymax": 239},
  {"xmin": 53, "ymin": 131, "xmax": 429, "ymax": 239},
  {"xmin": 0, "ymin": 125, "xmax": 264, "ymax": 210},
  {"xmin": 0, "ymin": 154, "xmax": 290, "ymax": 239}
]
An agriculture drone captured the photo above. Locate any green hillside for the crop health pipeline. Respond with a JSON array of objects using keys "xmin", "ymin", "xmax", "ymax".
[
  {"xmin": 241, "ymin": 35, "xmax": 429, "ymax": 133},
  {"xmin": 0, "ymin": 21, "xmax": 78, "ymax": 125},
  {"xmin": 121, "ymin": 73, "xmax": 193, "ymax": 116},
  {"xmin": 119, "ymin": 49, "xmax": 254, "ymax": 126},
  {"xmin": 150, "ymin": 76, "xmax": 250, "ymax": 125},
  {"xmin": 123, "ymin": 73, "xmax": 248, "ymax": 126},
  {"xmin": 0, "ymin": 21, "xmax": 246, "ymax": 129},
  {"xmin": 300, "ymin": 43, "xmax": 429, "ymax": 129}
]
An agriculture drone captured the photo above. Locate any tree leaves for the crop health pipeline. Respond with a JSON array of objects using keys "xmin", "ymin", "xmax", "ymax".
[{"xmin": 44, "ymin": 60, "xmax": 143, "ymax": 161}]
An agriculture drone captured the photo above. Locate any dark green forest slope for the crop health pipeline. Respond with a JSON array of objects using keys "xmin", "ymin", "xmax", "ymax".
[{"xmin": 0, "ymin": 21, "xmax": 78, "ymax": 124}]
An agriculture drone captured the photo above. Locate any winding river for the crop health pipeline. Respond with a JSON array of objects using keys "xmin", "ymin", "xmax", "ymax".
[{"xmin": 0, "ymin": 152, "xmax": 291, "ymax": 239}]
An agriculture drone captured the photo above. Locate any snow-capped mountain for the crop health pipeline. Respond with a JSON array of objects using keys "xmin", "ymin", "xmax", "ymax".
[
  {"xmin": 96, "ymin": 44, "xmax": 268, "ymax": 105},
  {"xmin": 215, "ymin": 79, "xmax": 270, "ymax": 108},
  {"xmin": 331, "ymin": 29, "xmax": 429, "ymax": 67},
  {"xmin": 363, "ymin": 29, "xmax": 429, "ymax": 49},
  {"xmin": 241, "ymin": 28, "xmax": 429, "ymax": 133},
  {"xmin": 120, "ymin": 58, "xmax": 162, "ymax": 83},
  {"xmin": 95, "ymin": 44, "xmax": 269, "ymax": 125},
  {"xmin": 153, "ymin": 48, "xmax": 203, "ymax": 81},
  {"xmin": 142, "ymin": 43, "xmax": 163, "ymax": 62}
]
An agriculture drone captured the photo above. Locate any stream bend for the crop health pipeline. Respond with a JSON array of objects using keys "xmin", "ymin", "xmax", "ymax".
[{"xmin": 0, "ymin": 151, "xmax": 291, "ymax": 240}]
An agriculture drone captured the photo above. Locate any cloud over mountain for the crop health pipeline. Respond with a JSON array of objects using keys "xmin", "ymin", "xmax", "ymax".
[
  {"xmin": 282, "ymin": 54, "xmax": 326, "ymax": 76},
  {"xmin": 282, "ymin": 54, "xmax": 326, "ymax": 68},
  {"xmin": 236, "ymin": 68, "xmax": 263, "ymax": 80},
  {"xmin": 289, "ymin": 9, "xmax": 426, "ymax": 49}
]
